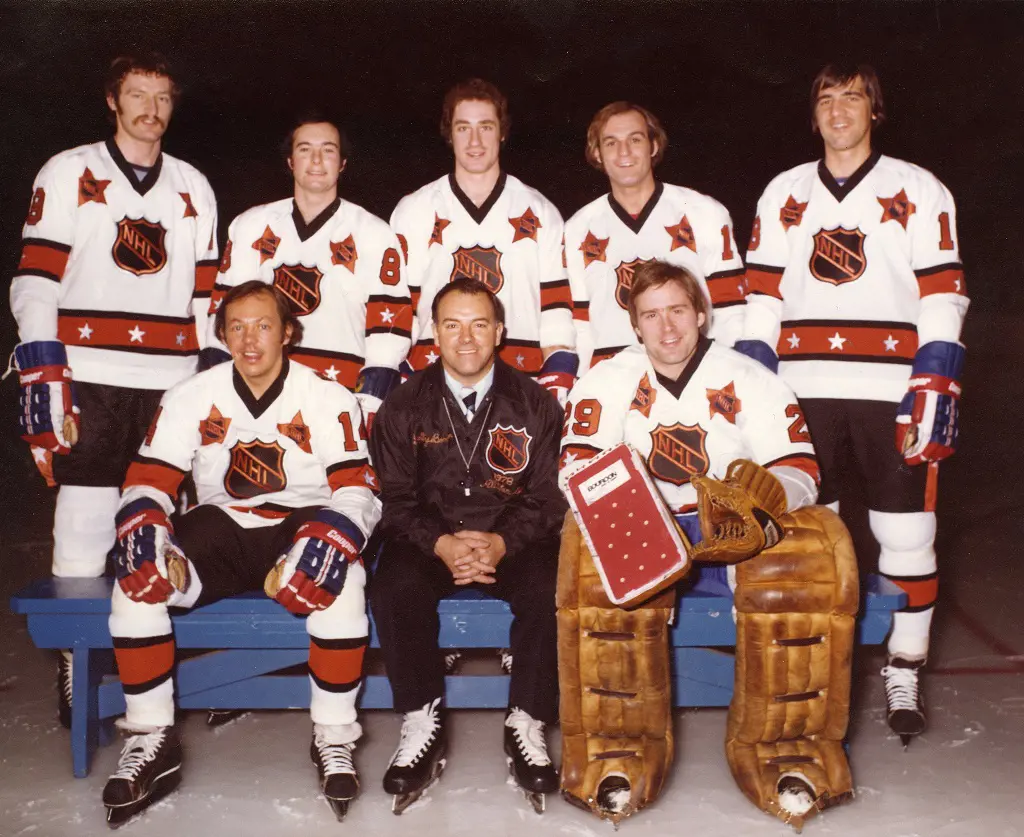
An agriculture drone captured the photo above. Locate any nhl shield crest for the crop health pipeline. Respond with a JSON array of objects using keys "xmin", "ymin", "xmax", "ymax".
[
  {"xmin": 224, "ymin": 439, "xmax": 287, "ymax": 499},
  {"xmin": 450, "ymin": 246, "xmax": 504, "ymax": 293},
  {"xmin": 614, "ymin": 258, "xmax": 654, "ymax": 310},
  {"xmin": 810, "ymin": 226, "xmax": 867, "ymax": 286},
  {"xmin": 273, "ymin": 264, "xmax": 324, "ymax": 315},
  {"xmin": 486, "ymin": 424, "xmax": 532, "ymax": 475},
  {"xmin": 112, "ymin": 217, "xmax": 168, "ymax": 276},
  {"xmin": 646, "ymin": 422, "xmax": 709, "ymax": 486}
]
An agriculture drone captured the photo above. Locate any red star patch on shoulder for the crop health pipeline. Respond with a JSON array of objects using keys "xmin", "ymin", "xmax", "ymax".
[
  {"xmin": 779, "ymin": 195, "xmax": 808, "ymax": 231},
  {"xmin": 630, "ymin": 373, "xmax": 657, "ymax": 418},
  {"xmin": 579, "ymin": 230, "xmax": 609, "ymax": 267},
  {"xmin": 78, "ymin": 167, "xmax": 111, "ymax": 206},
  {"xmin": 665, "ymin": 215, "xmax": 696, "ymax": 252},
  {"xmin": 179, "ymin": 192, "xmax": 198, "ymax": 219},
  {"xmin": 277, "ymin": 410, "xmax": 312, "ymax": 454},
  {"xmin": 878, "ymin": 188, "xmax": 917, "ymax": 230},
  {"xmin": 430, "ymin": 213, "xmax": 450, "ymax": 246},
  {"xmin": 509, "ymin": 207, "xmax": 542, "ymax": 242},
  {"xmin": 330, "ymin": 234, "xmax": 358, "ymax": 273},
  {"xmin": 199, "ymin": 405, "xmax": 231, "ymax": 446},
  {"xmin": 252, "ymin": 225, "xmax": 281, "ymax": 265},
  {"xmin": 706, "ymin": 381, "xmax": 742, "ymax": 424}
]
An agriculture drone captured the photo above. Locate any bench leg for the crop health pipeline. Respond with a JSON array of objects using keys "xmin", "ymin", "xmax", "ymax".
[{"xmin": 69, "ymin": 646, "xmax": 113, "ymax": 778}]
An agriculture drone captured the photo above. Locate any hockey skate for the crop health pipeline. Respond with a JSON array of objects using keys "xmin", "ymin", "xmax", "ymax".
[
  {"xmin": 102, "ymin": 725, "xmax": 182, "ymax": 828},
  {"xmin": 497, "ymin": 648, "xmax": 513, "ymax": 675},
  {"xmin": 882, "ymin": 656, "xmax": 926, "ymax": 747},
  {"xmin": 57, "ymin": 650, "xmax": 73, "ymax": 729},
  {"xmin": 205, "ymin": 709, "xmax": 248, "ymax": 728},
  {"xmin": 383, "ymin": 698, "xmax": 447, "ymax": 814},
  {"xmin": 443, "ymin": 651, "xmax": 463, "ymax": 675},
  {"xmin": 311, "ymin": 726, "xmax": 359, "ymax": 821},
  {"xmin": 504, "ymin": 707, "xmax": 557, "ymax": 814}
]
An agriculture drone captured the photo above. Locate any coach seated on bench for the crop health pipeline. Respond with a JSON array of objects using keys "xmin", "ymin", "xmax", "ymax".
[
  {"xmin": 103, "ymin": 281, "xmax": 379, "ymax": 825},
  {"xmin": 368, "ymin": 277, "xmax": 565, "ymax": 813}
]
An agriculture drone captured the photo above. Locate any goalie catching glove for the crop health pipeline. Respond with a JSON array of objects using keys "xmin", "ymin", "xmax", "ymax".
[
  {"xmin": 689, "ymin": 460, "xmax": 788, "ymax": 564},
  {"xmin": 266, "ymin": 509, "xmax": 364, "ymax": 615},
  {"xmin": 10, "ymin": 341, "xmax": 79, "ymax": 453},
  {"xmin": 895, "ymin": 341, "xmax": 964, "ymax": 465},
  {"xmin": 113, "ymin": 498, "xmax": 190, "ymax": 604}
]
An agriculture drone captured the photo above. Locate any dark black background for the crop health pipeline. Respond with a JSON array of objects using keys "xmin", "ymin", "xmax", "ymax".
[{"xmin": 0, "ymin": 0, "xmax": 1020, "ymax": 547}]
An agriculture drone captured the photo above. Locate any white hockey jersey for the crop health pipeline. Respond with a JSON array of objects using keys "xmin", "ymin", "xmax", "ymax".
[
  {"xmin": 565, "ymin": 182, "xmax": 745, "ymax": 369},
  {"xmin": 390, "ymin": 172, "xmax": 573, "ymax": 374},
  {"xmin": 560, "ymin": 341, "xmax": 818, "ymax": 514},
  {"xmin": 11, "ymin": 139, "xmax": 219, "ymax": 390},
  {"xmin": 743, "ymin": 152, "xmax": 969, "ymax": 402},
  {"xmin": 208, "ymin": 197, "xmax": 412, "ymax": 390},
  {"xmin": 122, "ymin": 359, "xmax": 380, "ymax": 535}
]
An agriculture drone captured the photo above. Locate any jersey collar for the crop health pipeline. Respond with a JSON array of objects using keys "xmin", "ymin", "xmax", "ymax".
[
  {"xmin": 607, "ymin": 181, "xmax": 664, "ymax": 235},
  {"xmin": 291, "ymin": 197, "xmax": 341, "ymax": 242},
  {"xmin": 817, "ymin": 149, "xmax": 881, "ymax": 202},
  {"xmin": 233, "ymin": 357, "xmax": 290, "ymax": 418},
  {"xmin": 653, "ymin": 334, "xmax": 711, "ymax": 399},
  {"xmin": 448, "ymin": 171, "xmax": 507, "ymax": 225},
  {"xmin": 105, "ymin": 137, "xmax": 163, "ymax": 196}
]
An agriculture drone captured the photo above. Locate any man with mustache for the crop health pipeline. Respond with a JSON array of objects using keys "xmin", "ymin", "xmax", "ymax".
[{"xmin": 9, "ymin": 52, "xmax": 219, "ymax": 727}]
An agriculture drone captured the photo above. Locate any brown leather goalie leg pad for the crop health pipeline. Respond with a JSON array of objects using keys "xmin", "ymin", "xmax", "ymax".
[
  {"xmin": 726, "ymin": 506, "xmax": 860, "ymax": 831},
  {"xmin": 557, "ymin": 512, "xmax": 675, "ymax": 823}
]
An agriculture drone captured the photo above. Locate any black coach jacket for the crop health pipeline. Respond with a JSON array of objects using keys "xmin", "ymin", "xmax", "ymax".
[{"xmin": 370, "ymin": 360, "xmax": 566, "ymax": 560}]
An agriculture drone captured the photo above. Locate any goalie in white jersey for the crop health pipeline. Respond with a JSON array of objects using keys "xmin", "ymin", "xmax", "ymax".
[
  {"xmin": 565, "ymin": 102, "xmax": 746, "ymax": 370},
  {"xmin": 8, "ymin": 52, "xmax": 218, "ymax": 727},
  {"xmin": 736, "ymin": 64, "xmax": 969, "ymax": 745},
  {"xmin": 206, "ymin": 113, "xmax": 412, "ymax": 426},
  {"xmin": 102, "ymin": 282, "xmax": 380, "ymax": 825},
  {"xmin": 390, "ymin": 79, "xmax": 577, "ymax": 404}
]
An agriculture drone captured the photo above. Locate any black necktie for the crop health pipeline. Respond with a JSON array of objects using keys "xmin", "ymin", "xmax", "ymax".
[{"xmin": 462, "ymin": 390, "xmax": 477, "ymax": 418}]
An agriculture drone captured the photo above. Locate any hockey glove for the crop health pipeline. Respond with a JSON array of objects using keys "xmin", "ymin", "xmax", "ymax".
[
  {"xmin": 689, "ymin": 460, "xmax": 788, "ymax": 564},
  {"xmin": 13, "ymin": 341, "xmax": 79, "ymax": 453},
  {"xmin": 537, "ymin": 350, "xmax": 579, "ymax": 407},
  {"xmin": 733, "ymin": 340, "xmax": 779, "ymax": 374},
  {"xmin": 113, "ymin": 498, "xmax": 189, "ymax": 604},
  {"xmin": 354, "ymin": 366, "xmax": 401, "ymax": 433},
  {"xmin": 269, "ymin": 509, "xmax": 364, "ymax": 615},
  {"xmin": 895, "ymin": 341, "xmax": 965, "ymax": 465}
]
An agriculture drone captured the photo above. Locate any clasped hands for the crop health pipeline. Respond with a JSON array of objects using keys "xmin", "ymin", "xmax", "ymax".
[{"xmin": 434, "ymin": 531, "xmax": 506, "ymax": 585}]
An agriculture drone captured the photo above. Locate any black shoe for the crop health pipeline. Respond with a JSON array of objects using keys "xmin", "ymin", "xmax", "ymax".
[
  {"xmin": 504, "ymin": 707, "xmax": 557, "ymax": 794},
  {"xmin": 384, "ymin": 698, "xmax": 447, "ymax": 812},
  {"xmin": 57, "ymin": 651, "xmax": 73, "ymax": 730},
  {"xmin": 103, "ymin": 726, "xmax": 182, "ymax": 827},
  {"xmin": 881, "ymin": 656, "xmax": 926, "ymax": 746},
  {"xmin": 311, "ymin": 727, "xmax": 358, "ymax": 821}
]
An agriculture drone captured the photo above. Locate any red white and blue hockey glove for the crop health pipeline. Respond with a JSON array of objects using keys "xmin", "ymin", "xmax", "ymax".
[
  {"xmin": 895, "ymin": 341, "xmax": 965, "ymax": 465},
  {"xmin": 270, "ymin": 509, "xmax": 364, "ymax": 615},
  {"xmin": 733, "ymin": 339, "xmax": 779, "ymax": 374},
  {"xmin": 113, "ymin": 499, "xmax": 189, "ymax": 604},
  {"xmin": 354, "ymin": 366, "xmax": 401, "ymax": 433},
  {"xmin": 13, "ymin": 341, "xmax": 79, "ymax": 453},
  {"xmin": 537, "ymin": 350, "xmax": 579, "ymax": 407}
]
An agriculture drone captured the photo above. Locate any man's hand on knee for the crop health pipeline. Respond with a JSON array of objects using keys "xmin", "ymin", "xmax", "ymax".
[{"xmin": 113, "ymin": 498, "xmax": 184, "ymax": 604}]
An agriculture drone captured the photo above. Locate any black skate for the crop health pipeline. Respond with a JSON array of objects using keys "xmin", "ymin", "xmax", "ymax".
[
  {"xmin": 384, "ymin": 698, "xmax": 447, "ymax": 814},
  {"xmin": 310, "ymin": 727, "xmax": 359, "ymax": 821},
  {"xmin": 206, "ymin": 709, "xmax": 249, "ymax": 728},
  {"xmin": 102, "ymin": 725, "xmax": 182, "ymax": 828},
  {"xmin": 497, "ymin": 648, "xmax": 513, "ymax": 675},
  {"xmin": 881, "ymin": 656, "xmax": 926, "ymax": 747},
  {"xmin": 57, "ymin": 650, "xmax": 73, "ymax": 729},
  {"xmin": 504, "ymin": 707, "xmax": 557, "ymax": 814},
  {"xmin": 443, "ymin": 651, "xmax": 463, "ymax": 675}
]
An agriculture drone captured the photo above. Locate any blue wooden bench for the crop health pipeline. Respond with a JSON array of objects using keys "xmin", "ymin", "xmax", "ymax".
[{"xmin": 10, "ymin": 575, "xmax": 904, "ymax": 778}]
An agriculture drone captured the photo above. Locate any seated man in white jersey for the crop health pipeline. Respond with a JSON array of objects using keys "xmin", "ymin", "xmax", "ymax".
[
  {"xmin": 564, "ymin": 101, "xmax": 745, "ymax": 370},
  {"xmin": 390, "ymin": 79, "xmax": 577, "ymax": 404},
  {"xmin": 559, "ymin": 261, "xmax": 858, "ymax": 829},
  {"xmin": 102, "ymin": 281, "xmax": 379, "ymax": 826},
  {"xmin": 204, "ymin": 110, "xmax": 412, "ymax": 427}
]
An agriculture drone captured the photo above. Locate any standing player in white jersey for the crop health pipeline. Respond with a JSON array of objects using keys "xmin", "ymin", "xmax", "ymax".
[
  {"xmin": 9, "ymin": 52, "xmax": 218, "ymax": 726},
  {"xmin": 205, "ymin": 112, "xmax": 412, "ymax": 428},
  {"xmin": 736, "ymin": 64, "xmax": 969, "ymax": 745},
  {"xmin": 564, "ymin": 102, "xmax": 746, "ymax": 370},
  {"xmin": 390, "ymin": 79, "xmax": 577, "ymax": 405}
]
